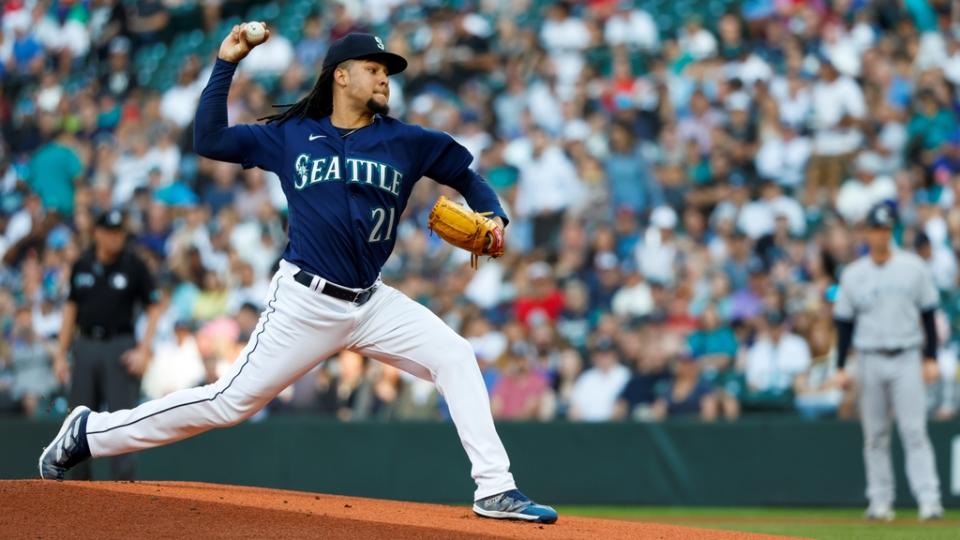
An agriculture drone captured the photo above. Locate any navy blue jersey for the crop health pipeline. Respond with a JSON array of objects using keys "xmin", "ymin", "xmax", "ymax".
[{"xmin": 195, "ymin": 59, "xmax": 507, "ymax": 288}]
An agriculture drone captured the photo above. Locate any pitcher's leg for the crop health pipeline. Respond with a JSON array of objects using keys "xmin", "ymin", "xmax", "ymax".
[
  {"xmin": 891, "ymin": 353, "xmax": 941, "ymax": 508},
  {"xmin": 67, "ymin": 337, "xmax": 99, "ymax": 480},
  {"xmin": 85, "ymin": 272, "xmax": 347, "ymax": 457},
  {"xmin": 351, "ymin": 285, "xmax": 515, "ymax": 500},
  {"xmin": 858, "ymin": 357, "xmax": 895, "ymax": 509}
]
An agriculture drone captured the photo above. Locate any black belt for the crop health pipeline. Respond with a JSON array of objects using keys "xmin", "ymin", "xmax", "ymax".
[
  {"xmin": 860, "ymin": 347, "xmax": 911, "ymax": 356},
  {"xmin": 293, "ymin": 270, "xmax": 378, "ymax": 305},
  {"xmin": 78, "ymin": 326, "xmax": 133, "ymax": 340}
]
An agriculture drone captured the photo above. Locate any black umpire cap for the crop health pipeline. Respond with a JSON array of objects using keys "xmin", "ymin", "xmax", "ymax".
[
  {"xmin": 865, "ymin": 203, "xmax": 896, "ymax": 229},
  {"xmin": 95, "ymin": 209, "xmax": 126, "ymax": 230},
  {"xmin": 322, "ymin": 33, "xmax": 407, "ymax": 75}
]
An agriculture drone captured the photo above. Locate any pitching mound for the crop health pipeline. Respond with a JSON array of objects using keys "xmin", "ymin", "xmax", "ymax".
[{"xmin": 1, "ymin": 480, "xmax": 791, "ymax": 539}]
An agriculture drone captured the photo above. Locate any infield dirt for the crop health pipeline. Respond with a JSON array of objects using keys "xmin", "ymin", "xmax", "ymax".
[{"xmin": 0, "ymin": 480, "xmax": 799, "ymax": 539}]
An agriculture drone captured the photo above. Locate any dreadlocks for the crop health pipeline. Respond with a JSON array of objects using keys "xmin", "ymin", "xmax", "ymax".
[{"xmin": 259, "ymin": 65, "xmax": 338, "ymax": 124}]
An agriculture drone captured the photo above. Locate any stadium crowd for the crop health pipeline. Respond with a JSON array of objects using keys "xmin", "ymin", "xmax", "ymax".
[{"xmin": 2, "ymin": 0, "xmax": 960, "ymax": 424}]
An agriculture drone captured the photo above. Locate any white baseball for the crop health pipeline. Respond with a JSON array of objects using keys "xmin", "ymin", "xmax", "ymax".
[{"xmin": 244, "ymin": 21, "xmax": 266, "ymax": 44}]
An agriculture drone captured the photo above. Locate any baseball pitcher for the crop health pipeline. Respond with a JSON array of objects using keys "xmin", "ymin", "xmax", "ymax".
[{"xmin": 39, "ymin": 26, "xmax": 556, "ymax": 524}]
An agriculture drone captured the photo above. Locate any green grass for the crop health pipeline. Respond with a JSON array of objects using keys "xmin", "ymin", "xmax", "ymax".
[{"xmin": 558, "ymin": 506, "xmax": 959, "ymax": 539}]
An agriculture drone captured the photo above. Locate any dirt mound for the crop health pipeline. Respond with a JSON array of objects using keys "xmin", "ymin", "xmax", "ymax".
[{"xmin": 0, "ymin": 480, "xmax": 793, "ymax": 539}]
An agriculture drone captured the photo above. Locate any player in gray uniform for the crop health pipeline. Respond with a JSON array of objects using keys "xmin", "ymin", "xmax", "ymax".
[{"xmin": 833, "ymin": 203, "xmax": 943, "ymax": 521}]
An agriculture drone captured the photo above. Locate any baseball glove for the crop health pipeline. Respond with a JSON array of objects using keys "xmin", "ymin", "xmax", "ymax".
[{"xmin": 428, "ymin": 196, "xmax": 504, "ymax": 268}]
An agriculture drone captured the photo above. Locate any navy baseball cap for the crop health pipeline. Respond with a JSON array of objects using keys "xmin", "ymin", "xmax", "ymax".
[
  {"xmin": 866, "ymin": 203, "xmax": 895, "ymax": 229},
  {"xmin": 96, "ymin": 209, "xmax": 125, "ymax": 230},
  {"xmin": 322, "ymin": 33, "xmax": 407, "ymax": 75}
]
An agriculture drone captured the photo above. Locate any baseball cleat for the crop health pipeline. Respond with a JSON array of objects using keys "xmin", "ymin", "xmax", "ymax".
[
  {"xmin": 473, "ymin": 489, "xmax": 558, "ymax": 524},
  {"xmin": 864, "ymin": 506, "xmax": 895, "ymax": 522},
  {"xmin": 38, "ymin": 406, "xmax": 92, "ymax": 480},
  {"xmin": 919, "ymin": 504, "xmax": 944, "ymax": 521}
]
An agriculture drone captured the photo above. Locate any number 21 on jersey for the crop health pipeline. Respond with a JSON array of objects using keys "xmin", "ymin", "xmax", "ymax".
[{"xmin": 369, "ymin": 206, "xmax": 396, "ymax": 242}]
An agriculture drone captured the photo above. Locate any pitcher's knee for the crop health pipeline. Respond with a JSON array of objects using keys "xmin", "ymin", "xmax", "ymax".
[
  {"xmin": 437, "ymin": 336, "xmax": 477, "ymax": 366},
  {"xmin": 211, "ymin": 392, "xmax": 261, "ymax": 427},
  {"xmin": 424, "ymin": 336, "xmax": 480, "ymax": 380}
]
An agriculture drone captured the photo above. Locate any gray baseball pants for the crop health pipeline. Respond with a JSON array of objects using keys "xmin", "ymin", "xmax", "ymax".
[{"xmin": 857, "ymin": 349, "xmax": 941, "ymax": 508}]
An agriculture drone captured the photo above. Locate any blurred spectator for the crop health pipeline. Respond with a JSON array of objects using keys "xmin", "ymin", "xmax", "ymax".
[
  {"xmin": 141, "ymin": 319, "xmax": 204, "ymax": 400},
  {"xmin": 651, "ymin": 350, "xmax": 718, "ymax": 422},
  {"xmin": 128, "ymin": 0, "xmax": 169, "ymax": 47},
  {"xmin": 906, "ymin": 89, "xmax": 957, "ymax": 158},
  {"xmin": 743, "ymin": 310, "xmax": 811, "ymax": 411},
  {"xmin": 729, "ymin": 257, "xmax": 768, "ymax": 323},
  {"xmin": 295, "ymin": 14, "xmax": 327, "ymax": 69},
  {"xmin": 806, "ymin": 57, "xmax": 866, "ymax": 207},
  {"xmin": 27, "ymin": 129, "xmax": 83, "ymax": 216},
  {"xmin": 636, "ymin": 206, "xmax": 678, "ymax": 285},
  {"xmin": 515, "ymin": 262, "xmax": 564, "ymax": 327},
  {"xmin": 603, "ymin": 1, "xmax": 658, "ymax": 52},
  {"xmin": 8, "ymin": 305, "xmax": 57, "ymax": 417},
  {"xmin": 677, "ymin": 90, "xmax": 722, "ymax": 155},
  {"xmin": 160, "ymin": 55, "xmax": 205, "ymax": 129},
  {"xmin": 677, "ymin": 16, "xmax": 717, "ymax": 61},
  {"xmin": 491, "ymin": 350, "xmax": 550, "ymax": 421},
  {"xmin": 755, "ymin": 121, "xmax": 810, "ymax": 190},
  {"xmin": 543, "ymin": 346, "xmax": 582, "ymax": 419},
  {"xmin": 928, "ymin": 313, "xmax": 958, "ymax": 421},
  {"xmin": 327, "ymin": 2, "xmax": 366, "ymax": 41},
  {"xmin": 587, "ymin": 251, "xmax": 621, "ymax": 314},
  {"xmin": 611, "ymin": 261, "xmax": 654, "ymax": 318},
  {"xmin": 614, "ymin": 338, "xmax": 670, "ymax": 421},
  {"xmin": 605, "ymin": 121, "xmax": 662, "ymax": 214},
  {"xmin": 794, "ymin": 349, "xmax": 843, "ymax": 420},
  {"xmin": 101, "ymin": 36, "xmax": 136, "ymax": 99},
  {"xmin": 514, "ymin": 128, "xmax": 584, "ymax": 251},
  {"xmin": 539, "ymin": 1, "xmax": 590, "ymax": 91},
  {"xmin": 687, "ymin": 303, "xmax": 740, "ymax": 420},
  {"xmin": 568, "ymin": 340, "xmax": 630, "ymax": 421},
  {"xmin": 8, "ymin": 18, "xmax": 44, "ymax": 76},
  {"xmin": 915, "ymin": 231, "xmax": 957, "ymax": 292},
  {"xmin": 835, "ymin": 152, "xmax": 897, "ymax": 225}
]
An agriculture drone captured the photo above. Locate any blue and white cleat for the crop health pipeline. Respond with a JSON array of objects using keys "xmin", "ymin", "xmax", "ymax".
[
  {"xmin": 473, "ymin": 489, "xmax": 558, "ymax": 524},
  {"xmin": 38, "ymin": 405, "xmax": 92, "ymax": 480}
]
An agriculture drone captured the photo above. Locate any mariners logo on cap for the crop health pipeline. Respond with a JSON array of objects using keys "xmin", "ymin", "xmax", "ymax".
[{"xmin": 375, "ymin": 36, "xmax": 384, "ymax": 50}]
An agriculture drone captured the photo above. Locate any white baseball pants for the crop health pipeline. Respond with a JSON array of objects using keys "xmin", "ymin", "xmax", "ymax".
[
  {"xmin": 84, "ymin": 260, "xmax": 516, "ymax": 500},
  {"xmin": 857, "ymin": 350, "xmax": 941, "ymax": 509}
]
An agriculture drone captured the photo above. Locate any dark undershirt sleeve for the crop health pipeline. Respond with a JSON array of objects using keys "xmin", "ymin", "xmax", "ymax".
[
  {"xmin": 834, "ymin": 318, "xmax": 854, "ymax": 370},
  {"xmin": 921, "ymin": 309, "xmax": 937, "ymax": 360}
]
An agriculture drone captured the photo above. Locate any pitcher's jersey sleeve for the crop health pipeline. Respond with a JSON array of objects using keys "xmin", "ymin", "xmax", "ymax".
[
  {"xmin": 418, "ymin": 126, "xmax": 474, "ymax": 180},
  {"xmin": 194, "ymin": 58, "xmax": 285, "ymax": 172},
  {"xmin": 416, "ymin": 126, "xmax": 507, "ymax": 221}
]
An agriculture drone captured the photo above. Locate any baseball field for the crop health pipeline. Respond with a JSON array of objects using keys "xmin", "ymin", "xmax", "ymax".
[
  {"xmin": 562, "ymin": 506, "xmax": 960, "ymax": 539},
  {"xmin": 2, "ymin": 480, "xmax": 956, "ymax": 539}
]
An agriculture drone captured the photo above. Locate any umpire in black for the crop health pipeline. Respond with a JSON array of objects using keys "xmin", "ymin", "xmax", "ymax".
[{"xmin": 53, "ymin": 209, "xmax": 160, "ymax": 480}]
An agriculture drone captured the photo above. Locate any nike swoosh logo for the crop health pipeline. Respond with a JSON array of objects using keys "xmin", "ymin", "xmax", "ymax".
[{"xmin": 308, "ymin": 134, "xmax": 326, "ymax": 141}]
